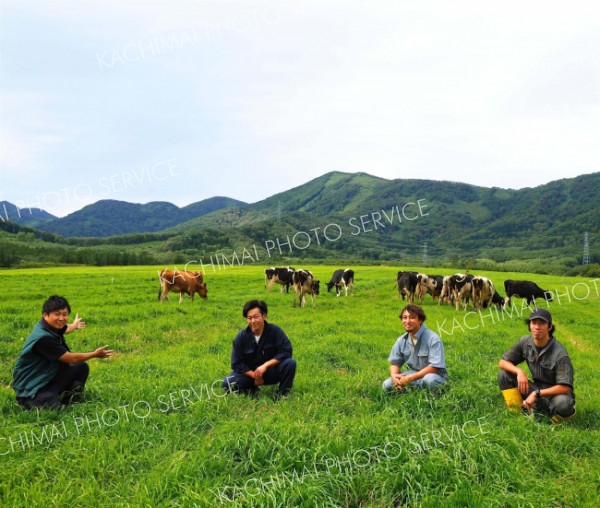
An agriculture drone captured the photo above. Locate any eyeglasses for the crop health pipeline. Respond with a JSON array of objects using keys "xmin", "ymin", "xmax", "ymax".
[{"xmin": 246, "ymin": 314, "xmax": 263, "ymax": 321}]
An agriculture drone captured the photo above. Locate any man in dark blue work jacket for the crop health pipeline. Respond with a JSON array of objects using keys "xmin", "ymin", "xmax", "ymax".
[{"xmin": 221, "ymin": 300, "xmax": 296, "ymax": 399}]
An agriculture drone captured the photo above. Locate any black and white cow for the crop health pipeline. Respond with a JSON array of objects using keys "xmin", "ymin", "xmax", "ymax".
[
  {"xmin": 484, "ymin": 290, "xmax": 505, "ymax": 309},
  {"xmin": 265, "ymin": 266, "xmax": 295, "ymax": 293},
  {"xmin": 396, "ymin": 271, "xmax": 419, "ymax": 303},
  {"xmin": 472, "ymin": 276, "xmax": 496, "ymax": 311},
  {"xmin": 504, "ymin": 280, "xmax": 553, "ymax": 308},
  {"xmin": 414, "ymin": 273, "xmax": 438, "ymax": 302},
  {"xmin": 417, "ymin": 274, "xmax": 444, "ymax": 302},
  {"xmin": 438, "ymin": 275, "xmax": 454, "ymax": 306},
  {"xmin": 451, "ymin": 273, "xmax": 474, "ymax": 311},
  {"xmin": 326, "ymin": 268, "xmax": 355, "ymax": 297},
  {"xmin": 293, "ymin": 269, "xmax": 320, "ymax": 308}
]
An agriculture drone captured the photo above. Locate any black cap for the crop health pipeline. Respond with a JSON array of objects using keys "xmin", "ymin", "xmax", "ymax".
[{"xmin": 527, "ymin": 308, "xmax": 552, "ymax": 323}]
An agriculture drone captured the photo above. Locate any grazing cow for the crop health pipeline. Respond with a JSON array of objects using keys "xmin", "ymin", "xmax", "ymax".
[
  {"xmin": 326, "ymin": 268, "xmax": 355, "ymax": 297},
  {"xmin": 158, "ymin": 269, "xmax": 208, "ymax": 303},
  {"xmin": 472, "ymin": 276, "xmax": 496, "ymax": 311},
  {"xmin": 485, "ymin": 290, "xmax": 505, "ymax": 309},
  {"xmin": 451, "ymin": 273, "xmax": 474, "ymax": 311},
  {"xmin": 438, "ymin": 275, "xmax": 454, "ymax": 305},
  {"xmin": 504, "ymin": 280, "xmax": 553, "ymax": 308},
  {"xmin": 293, "ymin": 269, "xmax": 320, "ymax": 308},
  {"xmin": 417, "ymin": 274, "xmax": 444, "ymax": 302},
  {"xmin": 265, "ymin": 266, "xmax": 296, "ymax": 293},
  {"xmin": 415, "ymin": 273, "xmax": 438, "ymax": 302},
  {"xmin": 396, "ymin": 271, "xmax": 419, "ymax": 302}
]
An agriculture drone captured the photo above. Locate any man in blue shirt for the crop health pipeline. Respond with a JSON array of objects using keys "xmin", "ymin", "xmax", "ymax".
[
  {"xmin": 382, "ymin": 304, "xmax": 448, "ymax": 392},
  {"xmin": 221, "ymin": 300, "xmax": 296, "ymax": 399},
  {"xmin": 13, "ymin": 295, "xmax": 113, "ymax": 410}
]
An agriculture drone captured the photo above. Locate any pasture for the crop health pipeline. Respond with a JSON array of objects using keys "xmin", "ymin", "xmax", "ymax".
[{"xmin": 0, "ymin": 265, "xmax": 599, "ymax": 507}]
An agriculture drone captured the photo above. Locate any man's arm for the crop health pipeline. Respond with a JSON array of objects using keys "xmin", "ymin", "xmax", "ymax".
[
  {"xmin": 395, "ymin": 365, "xmax": 440, "ymax": 387},
  {"xmin": 253, "ymin": 325, "xmax": 290, "ymax": 384},
  {"xmin": 231, "ymin": 332, "xmax": 252, "ymax": 374},
  {"xmin": 59, "ymin": 346, "xmax": 112, "ymax": 365},
  {"xmin": 498, "ymin": 359, "xmax": 530, "ymax": 394},
  {"xmin": 65, "ymin": 314, "xmax": 86, "ymax": 335},
  {"xmin": 522, "ymin": 384, "xmax": 571, "ymax": 412},
  {"xmin": 253, "ymin": 358, "xmax": 281, "ymax": 385},
  {"xmin": 389, "ymin": 364, "xmax": 403, "ymax": 389}
]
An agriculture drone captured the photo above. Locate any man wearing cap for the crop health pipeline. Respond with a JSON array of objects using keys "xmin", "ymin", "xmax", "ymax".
[
  {"xmin": 498, "ymin": 308, "xmax": 575, "ymax": 421},
  {"xmin": 382, "ymin": 304, "xmax": 448, "ymax": 392}
]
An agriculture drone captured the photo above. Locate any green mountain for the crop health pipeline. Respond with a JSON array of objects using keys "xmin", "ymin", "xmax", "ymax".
[
  {"xmin": 165, "ymin": 171, "xmax": 599, "ymax": 268},
  {"xmin": 0, "ymin": 171, "xmax": 598, "ymax": 274},
  {"xmin": 34, "ymin": 197, "xmax": 246, "ymax": 237},
  {"xmin": 0, "ymin": 201, "xmax": 57, "ymax": 228}
]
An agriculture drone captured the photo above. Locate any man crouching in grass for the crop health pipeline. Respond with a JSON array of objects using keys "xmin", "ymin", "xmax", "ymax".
[
  {"xmin": 12, "ymin": 295, "xmax": 113, "ymax": 410},
  {"xmin": 498, "ymin": 308, "xmax": 575, "ymax": 423},
  {"xmin": 382, "ymin": 304, "xmax": 448, "ymax": 393},
  {"xmin": 222, "ymin": 300, "xmax": 296, "ymax": 399}
]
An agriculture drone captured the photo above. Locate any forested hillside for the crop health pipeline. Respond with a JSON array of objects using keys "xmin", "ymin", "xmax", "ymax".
[{"xmin": 1, "ymin": 171, "xmax": 598, "ymax": 275}]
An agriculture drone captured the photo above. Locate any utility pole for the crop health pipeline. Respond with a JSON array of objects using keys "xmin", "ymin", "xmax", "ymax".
[{"xmin": 583, "ymin": 232, "xmax": 590, "ymax": 265}]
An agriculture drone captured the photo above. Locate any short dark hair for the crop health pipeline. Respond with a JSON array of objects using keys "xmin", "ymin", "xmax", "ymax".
[
  {"xmin": 242, "ymin": 300, "xmax": 268, "ymax": 318},
  {"xmin": 400, "ymin": 304, "xmax": 426, "ymax": 322},
  {"xmin": 526, "ymin": 319, "xmax": 556, "ymax": 336},
  {"xmin": 42, "ymin": 295, "xmax": 71, "ymax": 315}
]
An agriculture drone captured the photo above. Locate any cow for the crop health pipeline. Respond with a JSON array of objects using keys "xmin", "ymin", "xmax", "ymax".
[
  {"xmin": 293, "ymin": 269, "xmax": 320, "ymax": 308},
  {"xmin": 265, "ymin": 266, "xmax": 295, "ymax": 293},
  {"xmin": 396, "ymin": 271, "xmax": 419, "ymax": 303},
  {"xmin": 451, "ymin": 273, "xmax": 474, "ymax": 311},
  {"xmin": 472, "ymin": 276, "xmax": 496, "ymax": 311},
  {"xmin": 158, "ymin": 269, "xmax": 208, "ymax": 303},
  {"xmin": 416, "ymin": 274, "xmax": 444, "ymax": 302},
  {"xmin": 504, "ymin": 280, "xmax": 553, "ymax": 308},
  {"xmin": 415, "ymin": 273, "xmax": 439, "ymax": 302},
  {"xmin": 486, "ymin": 290, "xmax": 505, "ymax": 309},
  {"xmin": 326, "ymin": 268, "xmax": 355, "ymax": 297},
  {"xmin": 438, "ymin": 275, "xmax": 454, "ymax": 306}
]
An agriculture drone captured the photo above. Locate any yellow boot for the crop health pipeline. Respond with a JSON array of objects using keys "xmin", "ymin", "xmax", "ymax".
[{"xmin": 501, "ymin": 388, "xmax": 523, "ymax": 413}]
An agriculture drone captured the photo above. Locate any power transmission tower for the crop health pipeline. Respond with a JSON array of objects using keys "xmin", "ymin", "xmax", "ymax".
[
  {"xmin": 583, "ymin": 232, "xmax": 590, "ymax": 265},
  {"xmin": 422, "ymin": 242, "xmax": 428, "ymax": 266},
  {"xmin": 277, "ymin": 201, "xmax": 282, "ymax": 222}
]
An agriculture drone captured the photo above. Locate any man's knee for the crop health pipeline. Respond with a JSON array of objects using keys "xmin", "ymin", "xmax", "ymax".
[
  {"xmin": 78, "ymin": 362, "xmax": 90, "ymax": 376},
  {"xmin": 498, "ymin": 370, "xmax": 517, "ymax": 390},
  {"xmin": 551, "ymin": 394, "xmax": 575, "ymax": 418},
  {"xmin": 222, "ymin": 374, "xmax": 252, "ymax": 392},
  {"xmin": 422, "ymin": 374, "xmax": 445, "ymax": 391},
  {"xmin": 280, "ymin": 358, "xmax": 296, "ymax": 373},
  {"xmin": 72, "ymin": 362, "xmax": 90, "ymax": 382},
  {"xmin": 382, "ymin": 378, "xmax": 395, "ymax": 392}
]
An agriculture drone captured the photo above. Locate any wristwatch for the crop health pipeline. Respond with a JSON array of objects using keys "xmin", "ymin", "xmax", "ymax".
[{"xmin": 533, "ymin": 387, "xmax": 541, "ymax": 397}]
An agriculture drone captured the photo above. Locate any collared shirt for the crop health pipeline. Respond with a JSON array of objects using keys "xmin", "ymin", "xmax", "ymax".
[
  {"xmin": 502, "ymin": 335, "xmax": 574, "ymax": 389},
  {"xmin": 230, "ymin": 321, "xmax": 293, "ymax": 373},
  {"xmin": 13, "ymin": 319, "xmax": 70, "ymax": 398},
  {"xmin": 388, "ymin": 323, "xmax": 448, "ymax": 379}
]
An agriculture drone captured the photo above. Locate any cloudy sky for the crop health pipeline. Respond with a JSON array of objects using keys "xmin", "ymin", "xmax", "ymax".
[{"xmin": 1, "ymin": 0, "xmax": 599, "ymax": 217}]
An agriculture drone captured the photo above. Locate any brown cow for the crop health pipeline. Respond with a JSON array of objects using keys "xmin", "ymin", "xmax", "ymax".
[{"xmin": 158, "ymin": 269, "xmax": 208, "ymax": 303}]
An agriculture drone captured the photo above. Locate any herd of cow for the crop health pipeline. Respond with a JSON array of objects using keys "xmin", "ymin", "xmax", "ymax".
[
  {"xmin": 396, "ymin": 271, "xmax": 554, "ymax": 311},
  {"xmin": 157, "ymin": 267, "xmax": 553, "ymax": 312},
  {"xmin": 264, "ymin": 267, "xmax": 355, "ymax": 307},
  {"xmin": 156, "ymin": 267, "xmax": 354, "ymax": 307}
]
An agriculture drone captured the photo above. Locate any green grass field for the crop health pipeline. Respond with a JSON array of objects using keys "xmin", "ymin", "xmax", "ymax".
[{"xmin": 1, "ymin": 265, "xmax": 599, "ymax": 507}]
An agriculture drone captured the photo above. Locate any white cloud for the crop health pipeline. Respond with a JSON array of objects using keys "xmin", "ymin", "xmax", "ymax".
[{"xmin": 1, "ymin": 0, "xmax": 599, "ymax": 215}]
